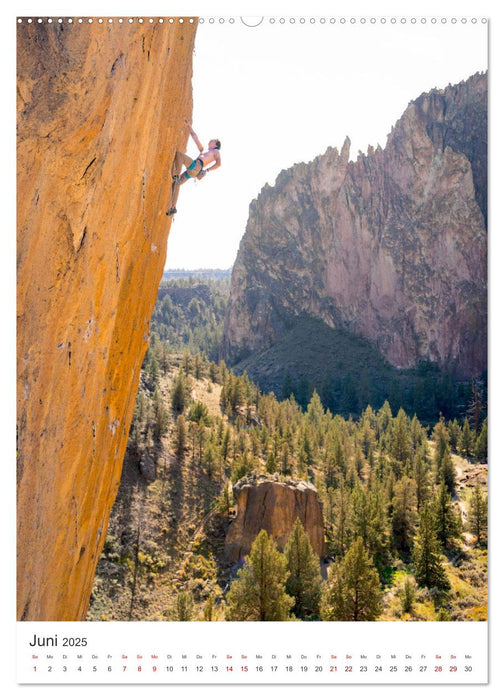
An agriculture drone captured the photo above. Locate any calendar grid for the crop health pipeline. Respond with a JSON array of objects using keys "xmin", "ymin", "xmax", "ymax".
[{"xmin": 17, "ymin": 621, "xmax": 488, "ymax": 684}]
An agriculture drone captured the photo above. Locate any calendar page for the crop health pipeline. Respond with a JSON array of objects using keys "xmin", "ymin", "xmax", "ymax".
[{"xmin": 15, "ymin": 2, "xmax": 491, "ymax": 692}]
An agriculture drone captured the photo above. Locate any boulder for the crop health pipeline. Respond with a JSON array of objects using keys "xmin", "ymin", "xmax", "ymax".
[{"xmin": 224, "ymin": 474, "xmax": 325, "ymax": 562}]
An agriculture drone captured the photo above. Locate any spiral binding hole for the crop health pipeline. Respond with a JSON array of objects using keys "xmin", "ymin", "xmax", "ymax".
[{"xmin": 16, "ymin": 15, "xmax": 487, "ymax": 26}]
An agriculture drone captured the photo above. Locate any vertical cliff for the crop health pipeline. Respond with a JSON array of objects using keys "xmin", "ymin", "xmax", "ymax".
[
  {"xmin": 223, "ymin": 73, "xmax": 487, "ymax": 379},
  {"xmin": 17, "ymin": 18, "xmax": 197, "ymax": 621}
]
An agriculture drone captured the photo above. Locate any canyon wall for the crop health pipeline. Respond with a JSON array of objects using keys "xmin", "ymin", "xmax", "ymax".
[
  {"xmin": 225, "ymin": 475, "xmax": 325, "ymax": 562},
  {"xmin": 17, "ymin": 18, "xmax": 197, "ymax": 620},
  {"xmin": 223, "ymin": 73, "xmax": 487, "ymax": 379}
]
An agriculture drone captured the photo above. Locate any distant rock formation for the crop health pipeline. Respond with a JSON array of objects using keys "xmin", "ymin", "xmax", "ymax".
[
  {"xmin": 222, "ymin": 72, "xmax": 487, "ymax": 379},
  {"xmin": 224, "ymin": 475, "xmax": 325, "ymax": 562},
  {"xmin": 17, "ymin": 19, "xmax": 197, "ymax": 621}
]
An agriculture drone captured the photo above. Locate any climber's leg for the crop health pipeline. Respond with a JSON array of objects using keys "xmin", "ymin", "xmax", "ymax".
[
  {"xmin": 172, "ymin": 151, "xmax": 193, "ymax": 178},
  {"xmin": 167, "ymin": 152, "xmax": 192, "ymax": 216}
]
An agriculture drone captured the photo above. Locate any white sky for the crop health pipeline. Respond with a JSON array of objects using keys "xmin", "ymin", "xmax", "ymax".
[{"xmin": 167, "ymin": 16, "xmax": 487, "ymax": 269}]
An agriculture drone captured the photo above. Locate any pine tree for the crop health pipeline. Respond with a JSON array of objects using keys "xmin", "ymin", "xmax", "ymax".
[
  {"xmin": 399, "ymin": 576, "xmax": 417, "ymax": 616},
  {"xmin": 377, "ymin": 400, "xmax": 393, "ymax": 438},
  {"xmin": 307, "ymin": 390, "xmax": 324, "ymax": 427},
  {"xmin": 412, "ymin": 453, "xmax": 430, "ymax": 511},
  {"xmin": 468, "ymin": 482, "xmax": 487, "ymax": 546},
  {"xmin": 175, "ymin": 414, "xmax": 187, "ymax": 457},
  {"xmin": 410, "ymin": 414, "xmax": 426, "ymax": 452},
  {"xmin": 360, "ymin": 417, "xmax": 376, "ymax": 460},
  {"xmin": 321, "ymin": 537, "xmax": 382, "ymax": 621},
  {"xmin": 171, "ymin": 371, "xmax": 186, "ymax": 413},
  {"xmin": 351, "ymin": 482, "xmax": 371, "ymax": 547},
  {"xmin": 333, "ymin": 432, "xmax": 347, "ymax": 475},
  {"xmin": 196, "ymin": 419, "xmax": 207, "ymax": 465},
  {"xmin": 209, "ymin": 361, "xmax": 219, "ymax": 383},
  {"xmin": 265, "ymin": 451, "xmax": 276, "ymax": 474},
  {"xmin": 433, "ymin": 416, "xmax": 450, "ymax": 472},
  {"xmin": 175, "ymin": 591, "xmax": 194, "ymax": 621},
  {"xmin": 194, "ymin": 353, "xmax": 204, "ymax": 380},
  {"xmin": 459, "ymin": 418, "xmax": 474, "ymax": 459},
  {"xmin": 225, "ymin": 531, "xmax": 294, "ymax": 620},
  {"xmin": 467, "ymin": 378, "xmax": 484, "ymax": 433},
  {"xmin": 280, "ymin": 441, "xmax": 291, "ymax": 475},
  {"xmin": 354, "ymin": 445, "xmax": 365, "ymax": 479},
  {"xmin": 413, "ymin": 504, "xmax": 450, "ymax": 591},
  {"xmin": 474, "ymin": 419, "xmax": 488, "ymax": 463},
  {"xmin": 144, "ymin": 348, "xmax": 160, "ymax": 390},
  {"xmin": 332, "ymin": 486, "xmax": 352, "ymax": 557},
  {"xmin": 182, "ymin": 350, "xmax": 193, "ymax": 376},
  {"xmin": 203, "ymin": 594, "xmax": 215, "ymax": 621},
  {"xmin": 439, "ymin": 451, "xmax": 456, "ymax": 495},
  {"xmin": 434, "ymin": 481, "xmax": 461, "ymax": 548},
  {"xmin": 366, "ymin": 485, "xmax": 391, "ymax": 574},
  {"xmin": 284, "ymin": 519, "xmax": 322, "ymax": 619},
  {"xmin": 152, "ymin": 386, "xmax": 169, "ymax": 440},
  {"xmin": 221, "ymin": 425, "xmax": 231, "ymax": 462},
  {"xmin": 390, "ymin": 408, "xmax": 411, "ymax": 467},
  {"xmin": 186, "ymin": 401, "xmax": 208, "ymax": 425},
  {"xmin": 447, "ymin": 419, "xmax": 461, "ymax": 453},
  {"xmin": 391, "ymin": 476, "xmax": 418, "ymax": 553},
  {"xmin": 203, "ymin": 442, "xmax": 218, "ymax": 479}
]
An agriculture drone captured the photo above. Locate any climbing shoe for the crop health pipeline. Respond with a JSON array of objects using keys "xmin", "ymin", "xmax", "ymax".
[{"xmin": 166, "ymin": 207, "xmax": 177, "ymax": 217}]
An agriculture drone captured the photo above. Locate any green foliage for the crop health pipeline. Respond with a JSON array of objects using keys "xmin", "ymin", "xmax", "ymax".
[
  {"xmin": 434, "ymin": 481, "xmax": 462, "ymax": 549},
  {"xmin": 439, "ymin": 452, "xmax": 456, "ymax": 495},
  {"xmin": 150, "ymin": 277, "xmax": 230, "ymax": 361},
  {"xmin": 433, "ymin": 417, "xmax": 456, "ymax": 493},
  {"xmin": 350, "ymin": 482, "xmax": 390, "ymax": 573},
  {"xmin": 412, "ymin": 452, "xmax": 431, "ymax": 511},
  {"xmin": 413, "ymin": 505, "xmax": 450, "ymax": 592},
  {"xmin": 152, "ymin": 387, "xmax": 169, "ymax": 440},
  {"xmin": 106, "ymin": 296, "xmax": 487, "ymax": 623},
  {"xmin": 390, "ymin": 409, "xmax": 412, "ymax": 467},
  {"xmin": 321, "ymin": 537, "xmax": 382, "ymax": 621},
  {"xmin": 468, "ymin": 482, "xmax": 487, "ymax": 546},
  {"xmin": 459, "ymin": 418, "xmax": 474, "ymax": 458},
  {"xmin": 175, "ymin": 414, "xmax": 187, "ymax": 457},
  {"xmin": 399, "ymin": 576, "xmax": 417, "ymax": 615},
  {"xmin": 232, "ymin": 316, "xmax": 485, "ymax": 424},
  {"xmin": 474, "ymin": 419, "xmax": 487, "ymax": 462},
  {"xmin": 204, "ymin": 594, "xmax": 216, "ymax": 621},
  {"xmin": 175, "ymin": 591, "xmax": 194, "ymax": 621},
  {"xmin": 284, "ymin": 519, "xmax": 322, "ymax": 619},
  {"xmin": 391, "ymin": 476, "xmax": 418, "ymax": 553},
  {"xmin": 265, "ymin": 451, "xmax": 277, "ymax": 474},
  {"xmin": 433, "ymin": 416, "xmax": 450, "ymax": 472},
  {"xmin": 171, "ymin": 372, "xmax": 187, "ymax": 414},
  {"xmin": 225, "ymin": 531, "xmax": 295, "ymax": 620},
  {"xmin": 187, "ymin": 401, "xmax": 211, "ymax": 426}
]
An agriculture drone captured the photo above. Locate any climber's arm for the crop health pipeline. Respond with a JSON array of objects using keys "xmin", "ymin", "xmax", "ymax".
[{"xmin": 183, "ymin": 117, "xmax": 204, "ymax": 153}]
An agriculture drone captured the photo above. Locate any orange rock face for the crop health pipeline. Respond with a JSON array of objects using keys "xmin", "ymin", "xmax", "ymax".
[
  {"xmin": 225, "ymin": 476, "xmax": 325, "ymax": 562},
  {"xmin": 17, "ymin": 19, "xmax": 197, "ymax": 620}
]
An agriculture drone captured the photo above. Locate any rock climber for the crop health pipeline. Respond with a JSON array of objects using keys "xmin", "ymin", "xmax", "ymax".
[{"xmin": 166, "ymin": 117, "xmax": 221, "ymax": 216}]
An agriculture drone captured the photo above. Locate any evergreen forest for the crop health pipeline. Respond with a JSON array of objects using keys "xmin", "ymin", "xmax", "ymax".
[{"xmin": 88, "ymin": 274, "xmax": 487, "ymax": 622}]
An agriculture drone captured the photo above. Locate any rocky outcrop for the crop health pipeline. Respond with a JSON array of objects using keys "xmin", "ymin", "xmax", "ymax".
[
  {"xmin": 224, "ymin": 475, "xmax": 325, "ymax": 562},
  {"xmin": 17, "ymin": 19, "xmax": 197, "ymax": 621},
  {"xmin": 223, "ymin": 73, "xmax": 487, "ymax": 379}
]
